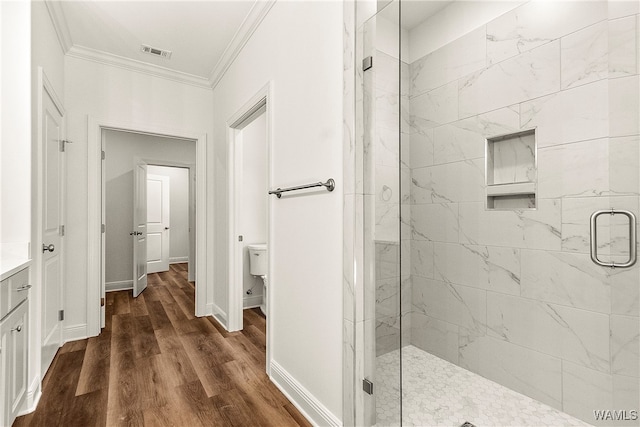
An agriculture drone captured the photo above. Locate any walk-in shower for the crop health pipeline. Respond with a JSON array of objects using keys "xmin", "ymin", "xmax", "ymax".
[{"xmin": 352, "ymin": 0, "xmax": 640, "ymax": 425}]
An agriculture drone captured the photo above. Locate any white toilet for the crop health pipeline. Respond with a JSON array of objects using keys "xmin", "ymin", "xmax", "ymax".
[{"xmin": 247, "ymin": 244, "xmax": 267, "ymax": 316}]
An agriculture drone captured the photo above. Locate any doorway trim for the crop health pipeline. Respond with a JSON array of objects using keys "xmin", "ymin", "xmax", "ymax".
[
  {"xmin": 87, "ymin": 117, "xmax": 207, "ymax": 336},
  {"xmin": 227, "ymin": 82, "xmax": 273, "ymax": 371}
]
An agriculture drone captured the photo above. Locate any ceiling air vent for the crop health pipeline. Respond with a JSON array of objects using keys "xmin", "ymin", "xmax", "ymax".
[{"xmin": 141, "ymin": 44, "xmax": 172, "ymax": 59}]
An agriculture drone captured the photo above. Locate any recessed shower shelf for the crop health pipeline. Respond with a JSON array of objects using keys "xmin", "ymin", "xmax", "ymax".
[
  {"xmin": 486, "ymin": 129, "xmax": 537, "ymax": 210},
  {"xmin": 486, "ymin": 182, "xmax": 535, "ymax": 197}
]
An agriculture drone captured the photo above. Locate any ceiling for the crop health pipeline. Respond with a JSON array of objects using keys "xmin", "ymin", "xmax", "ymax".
[
  {"xmin": 401, "ymin": 1, "xmax": 452, "ymax": 29},
  {"xmin": 51, "ymin": 1, "xmax": 270, "ymax": 87},
  {"xmin": 377, "ymin": 0, "xmax": 453, "ymax": 30},
  {"xmin": 51, "ymin": 0, "xmax": 453, "ymax": 86}
]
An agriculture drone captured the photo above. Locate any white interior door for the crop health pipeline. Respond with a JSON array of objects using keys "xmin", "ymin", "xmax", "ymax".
[
  {"xmin": 41, "ymin": 88, "xmax": 64, "ymax": 378},
  {"xmin": 133, "ymin": 161, "xmax": 148, "ymax": 297},
  {"xmin": 146, "ymin": 174, "xmax": 170, "ymax": 274}
]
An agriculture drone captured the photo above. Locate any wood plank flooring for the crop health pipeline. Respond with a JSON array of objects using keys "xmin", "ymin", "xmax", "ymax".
[{"xmin": 15, "ymin": 264, "xmax": 311, "ymax": 427}]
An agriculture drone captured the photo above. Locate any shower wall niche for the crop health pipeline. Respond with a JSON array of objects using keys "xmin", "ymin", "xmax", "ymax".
[{"xmin": 486, "ymin": 129, "xmax": 536, "ymax": 209}]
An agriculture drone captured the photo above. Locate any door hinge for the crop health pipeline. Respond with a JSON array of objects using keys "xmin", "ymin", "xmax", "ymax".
[
  {"xmin": 102, "ymin": 224, "xmax": 106, "ymax": 233},
  {"xmin": 363, "ymin": 378, "xmax": 374, "ymax": 395},
  {"xmin": 59, "ymin": 310, "xmax": 65, "ymax": 321},
  {"xmin": 59, "ymin": 225, "xmax": 65, "ymax": 236},
  {"xmin": 363, "ymin": 56, "xmax": 373, "ymax": 72},
  {"xmin": 101, "ymin": 297, "xmax": 105, "ymax": 307},
  {"xmin": 101, "ymin": 150, "xmax": 106, "ymax": 160}
]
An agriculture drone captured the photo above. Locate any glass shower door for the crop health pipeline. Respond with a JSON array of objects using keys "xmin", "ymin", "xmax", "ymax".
[
  {"xmin": 362, "ymin": 0, "xmax": 640, "ymax": 426},
  {"xmin": 361, "ymin": 1, "xmax": 405, "ymax": 425}
]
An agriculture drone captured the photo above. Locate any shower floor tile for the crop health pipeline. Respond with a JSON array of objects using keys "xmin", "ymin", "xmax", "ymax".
[{"xmin": 376, "ymin": 345, "xmax": 590, "ymax": 427}]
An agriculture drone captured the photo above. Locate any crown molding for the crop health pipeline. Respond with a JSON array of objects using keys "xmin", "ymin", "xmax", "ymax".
[
  {"xmin": 44, "ymin": 0, "xmax": 73, "ymax": 54},
  {"xmin": 67, "ymin": 45, "xmax": 212, "ymax": 90},
  {"xmin": 44, "ymin": 0, "xmax": 275, "ymax": 91},
  {"xmin": 209, "ymin": 0, "xmax": 277, "ymax": 90}
]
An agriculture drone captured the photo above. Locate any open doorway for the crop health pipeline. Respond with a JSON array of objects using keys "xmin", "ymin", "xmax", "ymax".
[
  {"xmin": 228, "ymin": 87, "xmax": 271, "ymax": 360},
  {"xmin": 146, "ymin": 165, "xmax": 192, "ymax": 274},
  {"xmin": 103, "ymin": 130, "xmax": 196, "ymax": 300},
  {"xmin": 87, "ymin": 118, "xmax": 207, "ymax": 335},
  {"xmin": 238, "ymin": 109, "xmax": 267, "ymax": 314}
]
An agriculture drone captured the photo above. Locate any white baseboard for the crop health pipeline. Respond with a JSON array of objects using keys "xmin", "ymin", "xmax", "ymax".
[
  {"xmin": 63, "ymin": 323, "xmax": 88, "ymax": 343},
  {"xmin": 170, "ymin": 257, "xmax": 188, "ymax": 264},
  {"xmin": 208, "ymin": 302, "xmax": 228, "ymax": 331},
  {"xmin": 270, "ymin": 360, "xmax": 341, "ymax": 427},
  {"xmin": 19, "ymin": 375, "xmax": 42, "ymax": 416},
  {"xmin": 106, "ymin": 280, "xmax": 133, "ymax": 292},
  {"xmin": 243, "ymin": 294, "xmax": 263, "ymax": 308}
]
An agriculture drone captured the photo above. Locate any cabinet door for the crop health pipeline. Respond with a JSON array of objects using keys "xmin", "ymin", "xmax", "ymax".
[{"xmin": 1, "ymin": 301, "xmax": 28, "ymax": 426}]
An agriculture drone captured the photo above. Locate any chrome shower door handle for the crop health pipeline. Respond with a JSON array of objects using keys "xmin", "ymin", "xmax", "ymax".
[{"xmin": 590, "ymin": 209, "xmax": 637, "ymax": 268}]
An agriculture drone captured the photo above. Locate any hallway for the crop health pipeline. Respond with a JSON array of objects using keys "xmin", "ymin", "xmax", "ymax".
[{"xmin": 14, "ymin": 264, "xmax": 310, "ymax": 427}]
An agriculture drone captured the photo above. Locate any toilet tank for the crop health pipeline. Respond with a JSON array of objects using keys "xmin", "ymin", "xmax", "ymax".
[{"xmin": 248, "ymin": 244, "xmax": 267, "ymax": 276}]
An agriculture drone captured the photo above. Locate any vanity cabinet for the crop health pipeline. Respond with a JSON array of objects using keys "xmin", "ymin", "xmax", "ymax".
[{"xmin": 0, "ymin": 266, "xmax": 29, "ymax": 427}]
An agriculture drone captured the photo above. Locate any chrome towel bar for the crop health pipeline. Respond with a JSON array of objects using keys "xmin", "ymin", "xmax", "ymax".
[
  {"xmin": 269, "ymin": 178, "xmax": 335, "ymax": 198},
  {"xmin": 590, "ymin": 209, "xmax": 637, "ymax": 268}
]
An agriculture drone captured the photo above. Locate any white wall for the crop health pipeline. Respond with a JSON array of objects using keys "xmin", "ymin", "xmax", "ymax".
[
  {"xmin": 31, "ymin": 3, "xmax": 65, "ymax": 101},
  {"xmin": 147, "ymin": 165, "xmax": 191, "ymax": 264},
  {"xmin": 64, "ymin": 56, "xmax": 213, "ymax": 335},
  {"xmin": 1, "ymin": 0, "xmax": 31, "ymax": 251},
  {"xmin": 212, "ymin": 1, "xmax": 343, "ymax": 423},
  {"xmin": 408, "ymin": 1, "xmax": 524, "ymax": 62},
  {"xmin": 240, "ymin": 112, "xmax": 267, "ymax": 306},
  {"xmin": 104, "ymin": 132, "xmax": 195, "ymax": 286}
]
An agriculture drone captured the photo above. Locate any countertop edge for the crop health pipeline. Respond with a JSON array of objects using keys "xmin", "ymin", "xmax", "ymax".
[{"xmin": 1, "ymin": 258, "xmax": 32, "ymax": 281}]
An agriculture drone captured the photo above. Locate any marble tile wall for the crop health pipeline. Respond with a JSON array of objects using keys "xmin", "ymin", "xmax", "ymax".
[
  {"xmin": 372, "ymin": 47, "xmax": 412, "ymax": 357},
  {"xmin": 407, "ymin": 2, "xmax": 640, "ymax": 425},
  {"xmin": 372, "ymin": 50, "xmax": 410, "ymax": 244}
]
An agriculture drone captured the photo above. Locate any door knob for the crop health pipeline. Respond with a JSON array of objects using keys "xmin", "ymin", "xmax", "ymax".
[
  {"xmin": 136, "ymin": 231, "xmax": 143, "ymax": 235},
  {"xmin": 130, "ymin": 231, "xmax": 135, "ymax": 236},
  {"xmin": 42, "ymin": 243, "xmax": 55, "ymax": 253},
  {"xmin": 164, "ymin": 227, "xmax": 170, "ymax": 230}
]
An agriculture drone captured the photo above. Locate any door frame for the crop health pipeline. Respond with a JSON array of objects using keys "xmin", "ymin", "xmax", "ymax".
[
  {"xmin": 87, "ymin": 118, "xmax": 207, "ymax": 335},
  {"xmin": 32, "ymin": 67, "xmax": 66, "ymax": 404},
  {"xmin": 141, "ymin": 161, "xmax": 196, "ymax": 279},
  {"xmin": 227, "ymin": 82, "xmax": 273, "ymax": 372}
]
